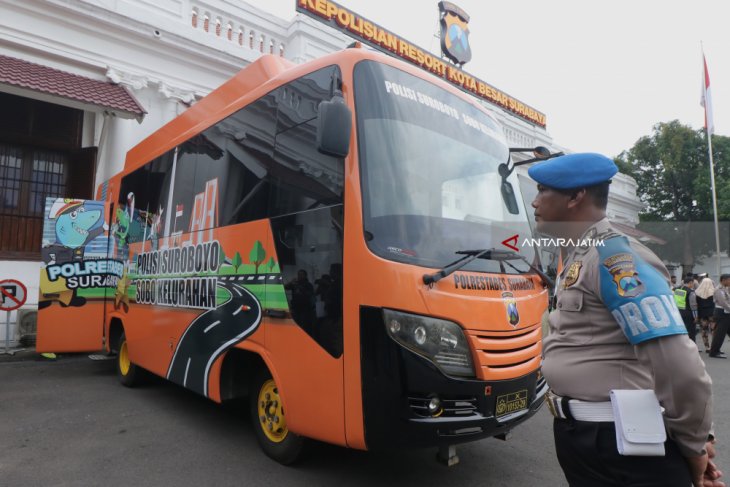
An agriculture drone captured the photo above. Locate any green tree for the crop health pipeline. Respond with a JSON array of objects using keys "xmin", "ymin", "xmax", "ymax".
[
  {"xmin": 218, "ymin": 245, "xmax": 227, "ymax": 270},
  {"xmin": 616, "ymin": 120, "xmax": 730, "ymax": 275},
  {"xmin": 232, "ymin": 251, "xmax": 242, "ymax": 273},
  {"xmin": 267, "ymin": 256, "xmax": 276, "ymax": 273},
  {"xmin": 249, "ymin": 240, "xmax": 266, "ymax": 274}
]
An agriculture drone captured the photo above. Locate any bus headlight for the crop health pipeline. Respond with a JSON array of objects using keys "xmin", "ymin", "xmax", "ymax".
[{"xmin": 383, "ymin": 309, "xmax": 475, "ymax": 377}]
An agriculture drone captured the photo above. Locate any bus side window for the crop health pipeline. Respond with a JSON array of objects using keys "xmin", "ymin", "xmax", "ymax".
[
  {"xmin": 270, "ymin": 66, "xmax": 344, "ymax": 218},
  {"xmin": 269, "ymin": 66, "xmax": 345, "ymax": 357},
  {"xmin": 271, "ymin": 205, "xmax": 343, "ymax": 358},
  {"xmin": 117, "ymin": 150, "xmax": 174, "ymax": 250},
  {"xmin": 219, "ymin": 92, "xmax": 278, "ymax": 226},
  {"xmin": 169, "ymin": 137, "xmax": 199, "ymax": 238},
  {"xmin": 147, "ymin": 151, "xmax": 174, "ymax": 241}
]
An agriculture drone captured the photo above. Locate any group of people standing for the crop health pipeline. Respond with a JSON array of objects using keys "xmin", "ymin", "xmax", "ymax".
[{"xmin": 673, "ymin": 273, "xmax": 730, "ymax": 358}]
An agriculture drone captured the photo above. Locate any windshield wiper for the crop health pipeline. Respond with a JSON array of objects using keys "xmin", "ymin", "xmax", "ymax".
[
  {"xmin": 423, "ymin": 248, "xmax": 506, "ymax": 285},
  {"xmin": 423, "ymin": 248, "xmax": 554, "ymax": 289},
  {"xmin": 498, "ymin": 253, "xmax": 555, "ymax": 289}
]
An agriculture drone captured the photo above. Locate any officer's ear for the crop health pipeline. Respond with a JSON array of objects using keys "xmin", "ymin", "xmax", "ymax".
[{"xmin": 566, "ymin": 188, "xmax": 587, "ymax": 208}]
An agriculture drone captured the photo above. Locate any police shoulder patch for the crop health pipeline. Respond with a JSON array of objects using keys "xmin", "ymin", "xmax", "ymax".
[{"xmin": 597, "ymin": 236, "xmax": 686, "ymax": 345}]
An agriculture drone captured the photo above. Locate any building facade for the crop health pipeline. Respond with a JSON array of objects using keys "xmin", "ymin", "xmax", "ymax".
[{"xmin": 0, "ymin": 0, "xmax": 641, "ymax": 344}]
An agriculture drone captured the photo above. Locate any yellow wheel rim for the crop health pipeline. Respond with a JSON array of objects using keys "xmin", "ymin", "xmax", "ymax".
[
  {"xmin": 257, "ymin": 379, "xmax": 288, "ymax": 443},
  {"xmin": 119, "ymin": 341, "xmax": 130, "ymax": 376}
]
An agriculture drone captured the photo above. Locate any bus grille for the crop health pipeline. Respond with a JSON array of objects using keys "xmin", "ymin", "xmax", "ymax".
[{"xmin": 468, "ymin": 323, "xmax": 542, "ymax": 380}]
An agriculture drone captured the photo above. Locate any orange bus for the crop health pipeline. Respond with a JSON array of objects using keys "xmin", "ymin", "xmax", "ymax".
[{"xmin": 37, "ymin": 45, "xmax": 549, "ymax": 464}]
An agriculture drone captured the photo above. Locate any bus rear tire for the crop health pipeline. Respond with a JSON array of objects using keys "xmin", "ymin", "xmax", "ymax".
[
  {"xmin": 250, "ymin": 369, "xmax": 303, "ymax": 465},
  {"xmin": 116, "ymin": 331, "xmax": 142, "ymax": 387}
]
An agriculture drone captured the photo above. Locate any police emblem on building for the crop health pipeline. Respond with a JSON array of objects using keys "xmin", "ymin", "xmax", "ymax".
[{"xmin": 438, "ymin": 1, "xmax": 472, "ymax": 66}]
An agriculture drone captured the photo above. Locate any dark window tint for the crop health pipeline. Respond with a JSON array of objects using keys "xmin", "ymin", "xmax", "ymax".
[
  {"xmin": 206, "ymin": 92, "xmax": 278, "ymax": 226},
  {"xmin": 269, "ymin": 66, "xmax": 344, "ymax": 217},
  {"xmin": 271, "ymin": 205, "xmax": 344, "ymax": 357},
  {"xmin": 170, "ymin": 140, "xmax": 198, "ymax": 236}
]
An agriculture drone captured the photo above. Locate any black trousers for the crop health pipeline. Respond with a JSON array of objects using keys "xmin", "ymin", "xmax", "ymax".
[
  {"xmin": 554, "ymin": 419, "xmax": 691, "ymax": 487},
  {"xmin": 709, "ymin": 310, "xmax": 730, "ymax": 355},
  {"xmin": 680, "ymin": 311, "xmax": 696, "ymax": 343}
]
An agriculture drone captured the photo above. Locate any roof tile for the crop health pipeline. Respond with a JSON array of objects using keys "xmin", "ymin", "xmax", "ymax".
[{"xmin": 0, "ymin": 54, "xmax": 146, "ymax": 117}]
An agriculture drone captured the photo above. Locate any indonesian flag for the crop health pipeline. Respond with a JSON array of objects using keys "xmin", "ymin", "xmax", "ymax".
[
  {"xmin": 701, "ymin": 53, "xmax": 714, "ymax": 135},
  {"xmin": 175, "ymin": 204, "xmax": 183, "ymax": 218}
]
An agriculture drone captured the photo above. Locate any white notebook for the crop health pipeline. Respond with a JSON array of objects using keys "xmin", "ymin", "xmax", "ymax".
[{"xmin": 609, "ymin": 389, "xmax": 666, "ymax": 456}]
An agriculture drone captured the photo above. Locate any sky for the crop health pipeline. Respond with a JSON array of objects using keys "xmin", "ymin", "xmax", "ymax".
[{"xmin": 256, "ymin": 0, "xmax": 729, "ymax": 158}]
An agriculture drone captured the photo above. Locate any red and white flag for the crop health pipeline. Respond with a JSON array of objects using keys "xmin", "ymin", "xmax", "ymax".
[
  {"xmin": 701, "ymin": 53, "xmax": 714, "ymax": 135},
  {"xmin": 175, "ymin": 204, "xmax": 184, "ymax": 218}
]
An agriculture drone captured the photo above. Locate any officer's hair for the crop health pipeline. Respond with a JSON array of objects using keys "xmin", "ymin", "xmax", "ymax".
[
  {"xmin": 683, "ymin": 276, "xmax": 694, "ymax": 284},
  {"xmin": 585, "ymin": 182, "xmax": 610, "ymax": 209},
  {"xmin": 721, "ymin": 274, "xmax": 730, "ymax": 282},
  {"xmin": 557, "ymin": 181, "xmax": 611, "ymax": 209}
]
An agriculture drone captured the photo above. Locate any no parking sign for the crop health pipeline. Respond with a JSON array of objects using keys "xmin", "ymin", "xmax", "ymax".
[
  {"xmin": 0, "ymin": 279, "xmax": 27, "ymax": 311},
  {"xmin": 1, "ymin": 279, "xmax": 27, "ymax": 352}
]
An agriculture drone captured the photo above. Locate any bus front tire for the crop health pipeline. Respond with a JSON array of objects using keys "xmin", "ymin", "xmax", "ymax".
[
  {"xmin": 116, "ymin": 332, "xmax": 142, "ymax": 387},
  {"xmin": 250, "ymin": 369, "xmax": 303, "ymax": 465}
]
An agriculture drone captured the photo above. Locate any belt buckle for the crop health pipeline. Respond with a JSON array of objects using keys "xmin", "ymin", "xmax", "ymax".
[{"xmin": 546, "ymin": 391, "xmax": 560, "ymax": 418}]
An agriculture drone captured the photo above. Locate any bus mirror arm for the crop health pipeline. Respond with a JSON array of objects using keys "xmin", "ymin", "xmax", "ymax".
[
  {"xmin": 498, "ymin": 147, "xmax": 564, "ymax": 215},
  {"xmin": 500, "ymin": 146, "xmax": 564, "ymax": 180},
  {"xmin": 317, "ymin": 91, "xmax": 352, "ymax": 158}
]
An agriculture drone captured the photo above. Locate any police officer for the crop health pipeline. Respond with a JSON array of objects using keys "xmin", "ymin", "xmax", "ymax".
[
  {"xmin": 675, "ymin": 276, "xmax": 699, "ymax": 343},
  {"xmin": 709, "ymin": 274, "xmax": 730, "ymax": 358},
  {"xmin": 529, "ymin": 153, "xmax": 723, "ymax": 487}
]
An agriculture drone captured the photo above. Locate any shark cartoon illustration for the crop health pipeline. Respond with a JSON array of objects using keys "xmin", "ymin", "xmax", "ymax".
[
  {"xmin": 41, "ymin": 199, "xmax": 104, "ymax": 264},
  {"xmin": 40, "ymin": 199, "xmax": 105, "ymax": 308}
]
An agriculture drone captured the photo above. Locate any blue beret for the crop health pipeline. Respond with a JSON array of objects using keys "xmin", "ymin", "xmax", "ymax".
[{"xmin": 527, "ymin": 152, "xmax": 618, "ymax": 189}]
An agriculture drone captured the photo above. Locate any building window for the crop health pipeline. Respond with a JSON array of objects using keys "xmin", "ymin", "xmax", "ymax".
[
  {"xmin": 0, "ymin": 92, "xmax": 89, "ymax": 259},
  {"xmin": 0, "ymin": 146, "xmax": 22, "ymax": 209},
  {"xmin": 31, "ymin": 152, "xmax": 67, "ymax": 213}
]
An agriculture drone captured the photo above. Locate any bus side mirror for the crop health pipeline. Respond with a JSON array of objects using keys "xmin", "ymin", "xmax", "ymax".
[{"xmin": 317, "ymin": 93, "xmax": 352, "ymax": 158}]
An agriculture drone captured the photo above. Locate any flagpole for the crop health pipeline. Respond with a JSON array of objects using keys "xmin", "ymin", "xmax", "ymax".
[
  {"xmin": 707, "ymin": 127, "xmax": 721, "ymax": 280},
  {"xmin": 701, "ymin": 45, "xmax": 721, "ymax": 280}
]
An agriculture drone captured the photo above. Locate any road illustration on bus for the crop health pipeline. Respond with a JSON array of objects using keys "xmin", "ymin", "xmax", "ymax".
[{"xmin": 167, "ymin": 279, "xmax": 263, "ymax": 396}]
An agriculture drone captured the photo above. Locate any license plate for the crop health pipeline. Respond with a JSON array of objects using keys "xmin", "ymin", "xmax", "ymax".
[{"xmin": 495, "ymin": 390, "xmax": 528, "ymax": 418}]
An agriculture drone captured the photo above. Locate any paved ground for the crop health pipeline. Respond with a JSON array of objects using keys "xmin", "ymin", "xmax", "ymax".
[{"xmin": 0, "ymin": 347, "xmax": 728, "ymax": 487}]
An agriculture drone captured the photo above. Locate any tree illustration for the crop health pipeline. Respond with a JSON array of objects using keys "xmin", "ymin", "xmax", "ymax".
[
  {"xmin": 232, "ymin": 251, "xmax": 242, "ymax": 273},
  {"xmin": 267, "ymin": 256, "xmax": 276, "ymax": 273},
  {"xmin": 249, "ymin": 240, "xmax": 266, "ymax": 274}
]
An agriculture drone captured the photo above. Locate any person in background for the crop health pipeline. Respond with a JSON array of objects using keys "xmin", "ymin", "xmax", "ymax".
[
  {"xmin": 284, "ymin": 269, "xmax": 316, "ymax": 332},
  {"xmin": 671, "ymin": 275, "xmax": 678, "ymax": 290},
  {"xmin": 709, "ymin": 274, "xmax": 730, "ymax": 358},
  {"xmin": 675, "ymin": 276, "xmax": 699, "ymax": 344},
  {"xmin": 696, "ymin": 277, "xmax": 717, "ymax": 353}
]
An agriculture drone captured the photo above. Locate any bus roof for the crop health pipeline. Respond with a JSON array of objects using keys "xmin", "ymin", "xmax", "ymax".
[{"xmin": 122, "ymin": 46, "xmax": 502, "ymax": 179}]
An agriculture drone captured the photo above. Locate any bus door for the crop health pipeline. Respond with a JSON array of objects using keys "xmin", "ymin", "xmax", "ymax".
[
  {"xmin": 266, "ymin": 206, "xmax": 345, "ymax": 444},
  {"xmin": 37, "ymin": 197, "xmax": 114, "ymax": 352},
  {"xmin": 261, "ymin": 64, "xmax": 347, "ymax": 444}
]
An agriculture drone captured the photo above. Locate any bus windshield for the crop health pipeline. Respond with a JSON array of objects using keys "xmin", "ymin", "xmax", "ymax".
[{"xmin": 354, "ymin": 61, "xmax": 536, "ymax": 274}]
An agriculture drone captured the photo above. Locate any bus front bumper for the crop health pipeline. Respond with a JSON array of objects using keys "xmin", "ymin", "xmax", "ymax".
[{"xmin": 360, "ymin": 307, "xmax": 547, "ymax": 449}]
